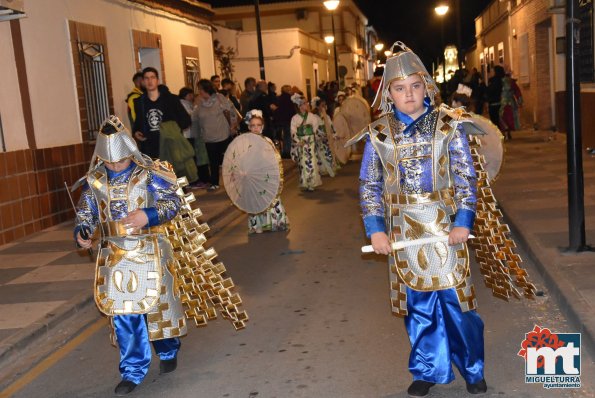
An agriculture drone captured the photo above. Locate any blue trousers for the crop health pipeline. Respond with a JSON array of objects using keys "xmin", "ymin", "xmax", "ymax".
[
  {"xmin": 113, "ymin": 315, "xmax": 181, "ymax": 385},
  {"xmin": 405, "ymin": 287, "xmax": 484, "ymax": 384}
]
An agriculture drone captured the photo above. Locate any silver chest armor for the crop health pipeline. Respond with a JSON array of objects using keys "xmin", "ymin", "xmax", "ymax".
[
  {"xmin": 88, "ymin": 165, "xmax": 187, "ymax": 340},
  {"xmin": 365, "ymin": 108, "xmax": 476, "ymax": 316}
]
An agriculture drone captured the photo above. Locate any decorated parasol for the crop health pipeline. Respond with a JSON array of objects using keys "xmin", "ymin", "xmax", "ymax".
[
  {"xmin": 468, "ymin": 114, "xmax": 505, "ymax": 183},
  {"xmin": 222, "ymin": 133, "xmax": 283, "ymax": 214}
]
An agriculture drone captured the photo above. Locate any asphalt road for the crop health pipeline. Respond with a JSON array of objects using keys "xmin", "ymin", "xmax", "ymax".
[{"xmin": 6, "ymin": 162, "xmax": 595, "ymax": 398}]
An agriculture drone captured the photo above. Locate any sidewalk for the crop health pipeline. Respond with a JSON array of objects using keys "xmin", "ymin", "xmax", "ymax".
[
  {"xmin": 0, "ymin": 159, "xmax": 296, "ymax": 371},
  {"xmin": 491, "ymin": 130, "xmax": 595, "ymax": 357}
]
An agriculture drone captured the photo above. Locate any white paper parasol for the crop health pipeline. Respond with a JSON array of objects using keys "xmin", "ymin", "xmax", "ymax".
[{"xmin": 222, "ymin": 133, "xmax": 282, "ymax": 214}]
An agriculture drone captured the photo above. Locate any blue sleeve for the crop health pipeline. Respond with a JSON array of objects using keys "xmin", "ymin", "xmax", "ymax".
[
  {"xmin": 359, "ymin": 137, "xmax": 386, "ymax": 237},
  {"xmin": 449, "ymin": 126, "xmax": 477, "ymax": 225},
  {"xmin": 146, "ymin": 172, "xmax": 181, "ymax": 226},
  {"xmin": 453, "ymin": 208, "xmax": 475, "ymax": 231},
  {"xmin": 73, "ymin": 182, "xmax": 98, "ymax": 243}
]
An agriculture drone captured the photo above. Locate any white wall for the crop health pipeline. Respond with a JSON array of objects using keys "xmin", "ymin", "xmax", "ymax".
[
  {"xmin": 214, "ymin": 27, "xmax": 329, "ymax": 92},
  {"xmin": 0, "ymin": 23, "xmax": 28, "ymax": 151},
  {"xmin": 18, "ymin": 0, "xmax": 215, "ymax": 148}
]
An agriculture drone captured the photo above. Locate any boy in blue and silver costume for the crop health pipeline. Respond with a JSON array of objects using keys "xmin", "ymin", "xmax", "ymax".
[
  {"xmin": 74, "ymin": 115, "xmax": 185, "ymax": 396},
  {"xmin": 348, "ymin": 42, "xmax": 488, "ymax": 396}
]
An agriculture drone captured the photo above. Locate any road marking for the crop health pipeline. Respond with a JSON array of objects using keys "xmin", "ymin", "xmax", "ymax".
[{"xmin": 0, "ymin": 318, "xmax": 107, "ymax": 398}]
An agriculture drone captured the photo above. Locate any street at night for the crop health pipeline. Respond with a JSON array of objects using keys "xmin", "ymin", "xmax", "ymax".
[{"xmin": 2, "ymin": 160, "xmax": 593, "ymax": 398}]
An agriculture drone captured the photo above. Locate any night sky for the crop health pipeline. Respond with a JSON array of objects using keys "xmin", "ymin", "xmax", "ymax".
[{"xmin": 208, "ymin": 0, "xmax": 493, "ymax": 66}]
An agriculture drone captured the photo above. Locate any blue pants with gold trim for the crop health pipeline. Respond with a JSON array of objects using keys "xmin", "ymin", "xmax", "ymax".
[
  {"xmin": 405, "ymin": 287, "xmax": 484, "ymax": 384},
  {"xmin": 113, "ymin": 315, "xmax": 181, "ymax": 385}
]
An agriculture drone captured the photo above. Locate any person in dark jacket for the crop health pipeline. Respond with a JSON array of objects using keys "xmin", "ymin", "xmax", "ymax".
[
  {"xmin": 486, "ymin": 65, "xmax": 505, "ymax": 128},
  {"xmin": 274, "ymin": 85, "xmax": 296, "ymax": 158},
  {"xmin": 247, "ymin": 80, "xmax": 276, "ymax": 141},
  {"xmin": 133, "ymin": 67, "xmax": 191, "ymax": 159}
]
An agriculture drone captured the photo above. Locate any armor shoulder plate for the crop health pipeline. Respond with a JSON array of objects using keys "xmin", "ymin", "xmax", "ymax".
[
  {"xmin": 438, "ymin": 104, "xmax": 487, "ymax": 136},
  {"xmin": 139, "ymin": 160, "xmax": 178, "ymax": 184},
  {"xmin": 345, "ymin": 115, "xmax": 391, "ymax": 147}
]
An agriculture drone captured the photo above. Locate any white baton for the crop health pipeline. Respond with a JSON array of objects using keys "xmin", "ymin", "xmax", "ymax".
[{"xmin": 361, "ymin": 234, "xmax": 476, "ymax": 253}]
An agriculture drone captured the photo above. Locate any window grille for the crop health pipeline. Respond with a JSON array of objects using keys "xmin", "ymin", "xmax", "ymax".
[
  {"xmin": 184, "ymin": 56, "xmax": 201, "ymax": 93},
  {"xmin": 78, "ymin": 42, "xmax": 110, "ymax": 140},
  {"xmin": 579, "ymin": 0, "xmax": 594, "ymax": 82}
]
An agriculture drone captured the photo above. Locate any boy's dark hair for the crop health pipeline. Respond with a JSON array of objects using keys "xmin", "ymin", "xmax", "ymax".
[
  {"xmin": 142, "ymin": 67, "xmax": 159, "ymax": 79},
  {"xmin": 210, "ymin": 75, "xmax": 220, "ymax": 82},
  {"xmin": 132, "ymin": 72, "xmax": 143, "ymax": 82},
  {"xmin": 244, "ymin": 77, "xmax": 256, "ymax": 87},
  {"xmin": 178, "ymin": 87, "xmax": 194, "ymax": 99},
  {"xmin": 450, "ymin": 92, "xmax": 471, "ymax": 108},
  {"xmin": 197, "ymin": 79, "xmax": 217, "ymax": 96},
  {"xmin": 221, "ymin": 78, "xmax": 234, "ymax": 86}
]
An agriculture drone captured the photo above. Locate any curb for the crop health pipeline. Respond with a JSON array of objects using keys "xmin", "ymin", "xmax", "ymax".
[
  {"xmin": 498, "ymin": 203, "xmax": 595, "ymax": 360},
  {"xmin": 0, "ymin": 161, "xmax": 299, "ymax": 367}
]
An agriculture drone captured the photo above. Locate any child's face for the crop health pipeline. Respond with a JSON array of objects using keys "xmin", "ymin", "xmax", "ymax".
[
  {"xmin": 388, "ymin": 74, "xmax": 426, "ymax": 117},
  {"xmin": 299, "ymin": 102, "xmax": 309, "ymax": 113},
  {"xmin": 105, "ymin": 158, "xmax": 132, "ymax": 172},
  {"xmin": 248, "ymin": 118, "xmax": 264, "ymax": 134}
]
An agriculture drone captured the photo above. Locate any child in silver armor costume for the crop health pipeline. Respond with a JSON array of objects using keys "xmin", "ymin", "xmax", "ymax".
[
  {"xmin": 348, "ymin": 42, "xmax": 488, "ymax": 396},
  {"xmin": 74, "ymin": 116, "xmax": 185, "ymax": 395}
]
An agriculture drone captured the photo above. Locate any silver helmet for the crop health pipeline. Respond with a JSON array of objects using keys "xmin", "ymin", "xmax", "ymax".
[
  {"xmin": 89, "ymin": 115, "xmax": 147, "ymax": 168},
  {"xmin": 372, "ymin": 42, "xmax": 439, "ymax": 114}
]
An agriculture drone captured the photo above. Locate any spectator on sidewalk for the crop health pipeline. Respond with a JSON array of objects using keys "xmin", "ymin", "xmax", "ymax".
[
  {"xmin": 500, "ymin": 69, "xmax": 523, "ymax": 140},
  {"xmin": 274, "ymin": 84, "xmax": 296, "ymax": 159},
  {"xmin": 125, "ymin": 72, "xmax": 144, "ymax": 127},
  {"xmin": 179, "ymin": 87, "xmax": 210, "ymax": 188},
  {"xmin": 210, "ymin": 75, "xmax": 221, "ymax": 91},
  {"xmin": 240, "ymin": 77, "xmax": 257, "ymax": 115},
  {"xmin": 132, "ymin": 67, "xmax": 191, "ymax": 159},
  {"xmin": 221, "ymin": 78, "xmax": 241, "ymax": 113},
  {"xmin": 194, "ymin": 79, "xmax": 237, "ymax": 191},
  {"xmin": 487, "ymin": 65, "xmax": 505, "ymax": 129}
]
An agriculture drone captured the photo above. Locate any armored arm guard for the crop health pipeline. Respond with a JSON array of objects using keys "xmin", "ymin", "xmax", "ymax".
[
  {"xmin": 359, "ymin": 135, "xmax": 386, "ymax": 237},
  {"xmin": 449, "ymin": 125, "xmax": 478, "ymax": 230},
  {"xmin": 145, "ymin": 170, "xmax": 182, "ymax": 227},
  {"xmin": 75, "ymin": 183, "xmax": 99, "ymax": 237}
]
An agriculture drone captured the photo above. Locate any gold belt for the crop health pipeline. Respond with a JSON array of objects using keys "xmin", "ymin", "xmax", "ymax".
[
  {"xmin": 99, "ymin": 221, "xmax": 166, "ymax": 238},
  {"xmin": 388, "ymin": 188, "xmax": 453, "ymax": 205}
]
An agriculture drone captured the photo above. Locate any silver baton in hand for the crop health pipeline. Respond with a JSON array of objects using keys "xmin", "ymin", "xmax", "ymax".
[{"xmin": 361, "ymin": 234, "xmax": 476, "ymax": 253}]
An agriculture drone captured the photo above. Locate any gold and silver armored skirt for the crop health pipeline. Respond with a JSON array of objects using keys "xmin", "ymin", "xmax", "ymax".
[
  {"xmin": 388, "ymin": 189, "xmax": 476, "ymax": 316},
  {"xmin": 95, "ymin": 233, "xmax": 187, "ymax": 340}
]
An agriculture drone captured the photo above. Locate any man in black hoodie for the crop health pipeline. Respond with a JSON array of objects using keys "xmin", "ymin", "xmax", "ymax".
[{"xmin": 133, "ymin": 67, "xmax": 191, "ymax": 158}]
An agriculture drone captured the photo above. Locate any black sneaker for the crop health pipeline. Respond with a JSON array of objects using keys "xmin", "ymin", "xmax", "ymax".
[
  {"xmin": 407, "ymin": 380, "xmax": 435, "ymax": 396},
  {"xmin": 159, "ymin": 357, "xmax": 178, "ymax": 374},
  {"xmin": 466, "ymin": 379, "xmax": 488, "ymax": 394},
  {"xmin": 114, "ymin": 380, "xmax": 137, "ymax": 396}
]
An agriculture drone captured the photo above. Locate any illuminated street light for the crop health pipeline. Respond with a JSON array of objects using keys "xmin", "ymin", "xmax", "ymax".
[
  {"xmin": 435, "ymin": 4, "xmax": 449, "ymax": 84},
  {"xmin": 323, "ymin": 0, "xmax": 340, "ymax": 11},
  {"xmin": 324, "ymin": 35, "xmax": 335, "ymax": 44},
  {"xmin": 435, "ymin": 4, "xmax": 449, "ymax": 15},
  {"xmin": 323, "ymin": 0, "xmax": 340, "ymax": 82},
  {"xmin": 384, "ymin": 50, "xmax": 392, "ymax": 57},
  {"xmin": 374, "ymin": 42, "xmax": 384, "ymax": 52}
]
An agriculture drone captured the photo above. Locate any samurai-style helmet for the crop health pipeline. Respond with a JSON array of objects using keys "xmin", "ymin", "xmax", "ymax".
[
  {"xmin": 372, "ymin": 41, "xmax": 439, "ymax": 114},
  {"xmin": 89, "ymin": 115, "xmax": 147, "ymax": 168}
]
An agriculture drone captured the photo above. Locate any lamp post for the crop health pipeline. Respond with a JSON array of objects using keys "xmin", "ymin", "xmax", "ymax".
[
  {"xmin": 435, "ymin": 4, "xmax": 449, "ymax": 85},
  {"xmin": 254, "ymin": 0, "xmax": 265, "ymax": 80},
  {"xmin": 324, "ymin": 0, "xmax": 340, "ymax": 83}
]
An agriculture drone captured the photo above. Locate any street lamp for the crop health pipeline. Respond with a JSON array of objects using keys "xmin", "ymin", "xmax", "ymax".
[
  {"xmin": 324, "ymin": 35, "xmax": 335, "ymax": 44},
  {"xmin": 374, "ymin": 42, "xmax": 384, "ymax": 52},
  {"xmin": 324, "ymin": 0, "xmax": 340, "ymax": 83},
  {"xmin": 435, "ymin": 4, "xmax": 449, "ymax": 85}
]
